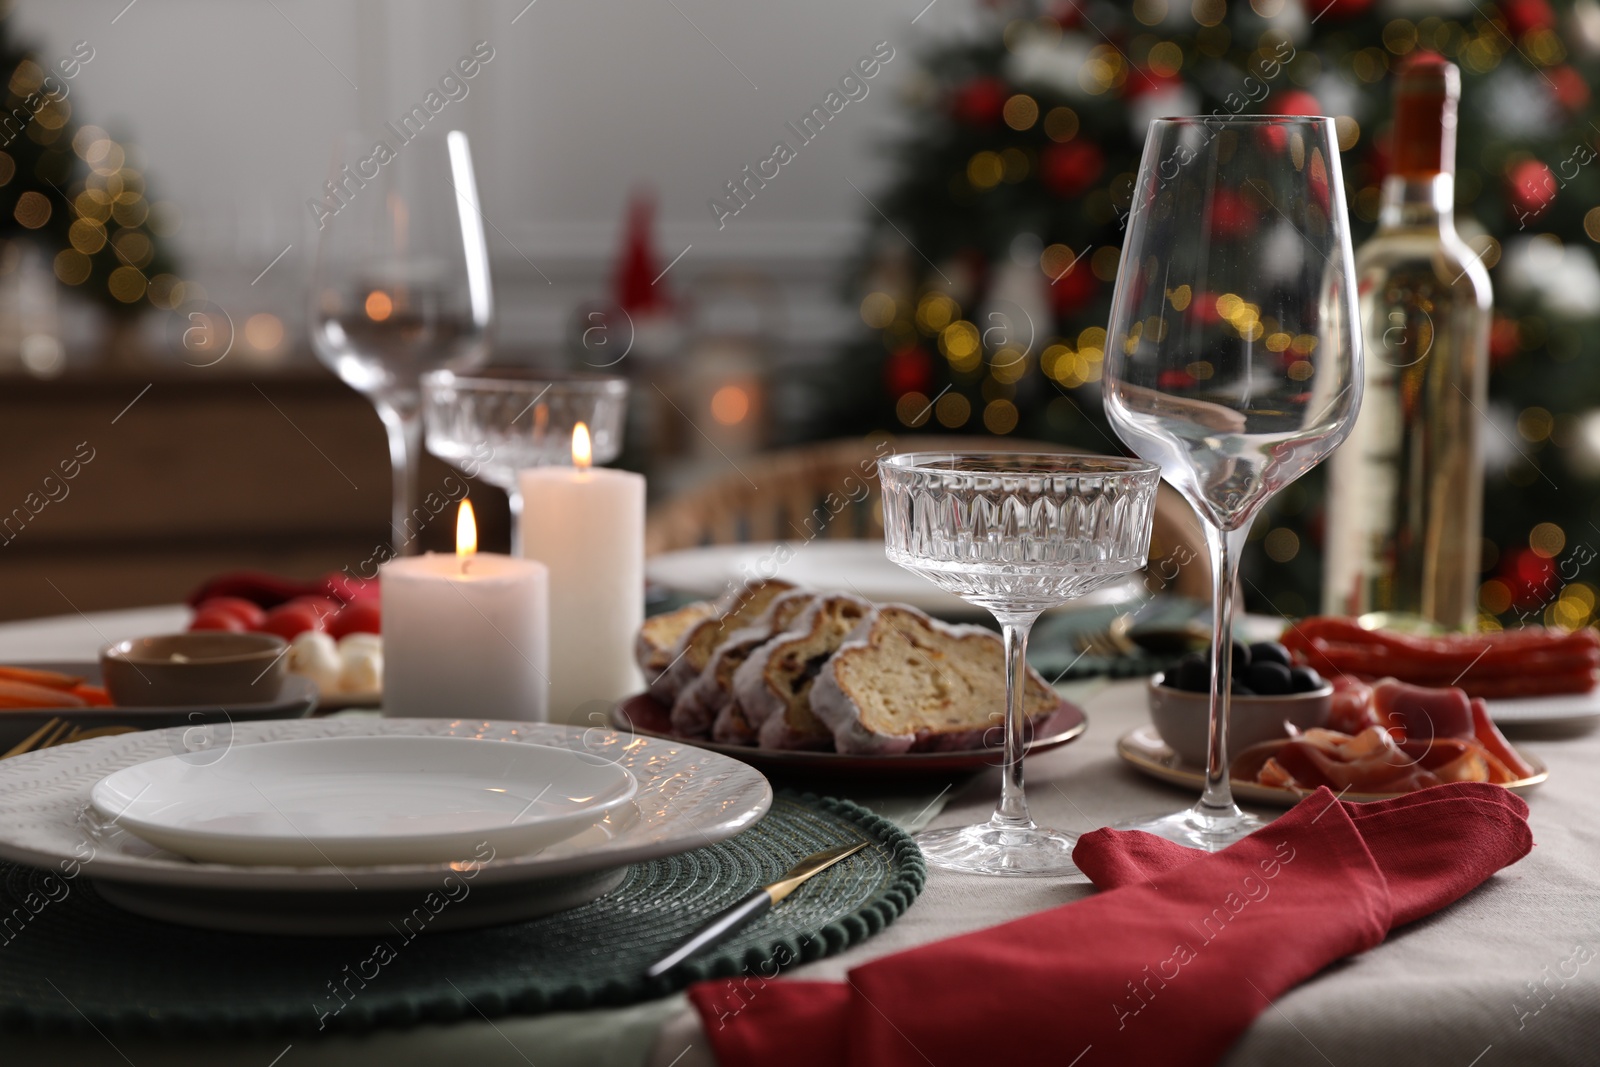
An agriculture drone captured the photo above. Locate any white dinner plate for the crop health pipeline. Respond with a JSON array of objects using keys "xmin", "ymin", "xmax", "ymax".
[
  {"xmin": 647, "ymin": 539, "xmax": 1144, "ymax": 618},
  {"xmin": 0, "ymin": 718, "xmax": 771, "ymax": 935},
  {"xmin": 1484, "ymin": 691, "xmax": 1600, "ymax": 726},
  {"xmin": 90, "ymin": 736, "xmax": 637, "ymax": 866}
]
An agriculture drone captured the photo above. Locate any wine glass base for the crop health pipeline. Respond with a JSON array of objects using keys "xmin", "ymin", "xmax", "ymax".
[
  {"xmin": 913, "ymin": 822, "xmax": 1082, "ymax": 877},
  {"xmin": 1115, "ymin": 806, "xmax": 1265, "ymax": 852}
]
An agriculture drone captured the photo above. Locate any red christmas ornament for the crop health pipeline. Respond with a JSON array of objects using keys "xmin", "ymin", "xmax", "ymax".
[
  {"xmin": 1040, "ymin": 140, "xmax": 1105, "ymax": 197},
  {"xmin": 1047, "ymin": 257, "xmax": 1098, "ymax": 314},
  {"xmin": 1122, "ymin": 70, "xmax": 1185, "ymax": 100},
  {"xmin": 1489, "ymin": 315, "xmax": 1521, "ymax": 366},
  {"xmin": 1271, "ymin": 90, "xmax": 1323, "ymax": 116},
  {"xmin": 1257, "ymin": 90, "xmax": 1322, "ymax": 152},
  {"xmin": 1207, "ymin": 188, "xmax": 1258, "ymax": 240},
  {"xmin": 1312, "ymin": 0, "xmax": 1375, "ymax": 19},
  {"xmin": 1548, "ymin": 66, "xmax": 1590, "ymax": 113},
  {"xmin": 950, "ymin": 77, "xmax": 1007, "ymax": 127},
  {"xmin": 1157, "ymin": 368, "xmax": 1196, "ymax": 390},
  {"xmin": 1046, "ymin": 1, "xmax": 1083, "ymax": 28},
  {"xmin": 1507, "ymin": 159, "xmax": 1557, "ymax": 221},
  {"xmin": 884, "ymin": 345, "xmax": 934, "ymax": 397},
  {"xmin": 1505, "ymin": 546, "xmax": 1556, "ymax": 606},
  {"xmin": 612, "ymin": 191, "xmax": 672, "ymax": 315},
  {"xmin": 1503, "ymin": 0, "xmax": 1557, "ymax": 36}
]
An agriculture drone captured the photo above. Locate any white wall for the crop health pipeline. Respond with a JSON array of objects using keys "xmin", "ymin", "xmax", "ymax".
[{"xmin": 11, "ymin": 0, "xmax": 974, "ymax": 350}]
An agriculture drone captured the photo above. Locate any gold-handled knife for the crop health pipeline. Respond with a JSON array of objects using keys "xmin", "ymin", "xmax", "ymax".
[{"xmin": 645, "ymin": 841, "xmax": 870, "ymax": 979}]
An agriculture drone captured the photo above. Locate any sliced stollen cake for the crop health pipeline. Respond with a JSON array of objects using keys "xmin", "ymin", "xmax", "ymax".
[
  {"xmin": 810, "ymin": 604, "xmax": 1063, "ymax": 755},
  {"xmin": 711, "ymin": 699, "xmax": 758, "ymax": 746},
  {"xmin": 647, "ymin": 579, "xmax": 796, "ymax": 705},
  {"xmin": 669, "ymin": 589, "xmax": 818, "ymax": 739},
  {"xmin": 634, "ymin": 600, "xmax": 718, "ymax": 686},
  {"xmin": 732, "ymin": 594, "xmax": 873, "ymax": 750}
]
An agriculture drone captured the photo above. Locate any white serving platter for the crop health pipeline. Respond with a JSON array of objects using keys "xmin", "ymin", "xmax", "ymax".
[
  {"xmin": 0, "ymin": 718, "xmax": 770, "ymax": 935},
  {"xmin": 1484, "ymin": 690, "xmax": 1600, "ymax": 726},
  {"xmin": 90, "ymin": 736, "xmax": 637, "ymax": 867}
]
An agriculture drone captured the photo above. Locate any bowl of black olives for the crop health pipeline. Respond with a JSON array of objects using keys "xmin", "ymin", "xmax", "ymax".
[{"xmin": 1148, "ymin": 641, "xmax": 1333, "ymax": 766}]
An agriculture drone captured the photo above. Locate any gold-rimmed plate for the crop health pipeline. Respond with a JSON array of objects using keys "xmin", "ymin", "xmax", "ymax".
[{"xmin": 1116, "ymin": 724, "xmax": 1549, "ymax": 806}]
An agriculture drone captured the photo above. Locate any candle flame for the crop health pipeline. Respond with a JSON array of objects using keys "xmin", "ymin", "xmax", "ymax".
[
  {"xmin": 572, "ymin": 422, "xmax": 592, "ymax": 470},
  {"xmin": 456, "ymin": 499, "xmax": 478, "ymax": 557}
]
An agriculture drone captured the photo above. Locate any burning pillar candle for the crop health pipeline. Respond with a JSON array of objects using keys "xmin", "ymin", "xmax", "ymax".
[
  {"xmin": 381, "ymin": 500, "xmax": 550, "ymax": 720},
  {"xmin": 519, "ymin": 423, "xmax": 645, "ymax": 724}
]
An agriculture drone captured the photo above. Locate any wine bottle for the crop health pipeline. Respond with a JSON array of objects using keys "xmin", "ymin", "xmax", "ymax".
[{"xmin": 1323, "ymin": 54, "xmax": 1491, "ymax": 631}]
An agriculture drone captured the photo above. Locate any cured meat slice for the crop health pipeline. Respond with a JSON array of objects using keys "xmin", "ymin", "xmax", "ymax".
[
  {"xmin": 1281, "ymin": 617, "xmax": 1600, "ymax": 698},
  {"xmin": 1371, "ymin": 678, "xmax": 1474, "ymax": 742}
]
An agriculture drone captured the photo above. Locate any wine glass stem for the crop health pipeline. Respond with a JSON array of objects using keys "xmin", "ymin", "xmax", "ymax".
[
  {"xmin": 992, "ymin": 610, "xmax": 1043, "ymax": 830},
  {"xmin": 1200, "ymin": 522, "xmax": 1251, "ymax": 814},
  {"xmin": 376, "ymin": 400, "xmax": 424, "ymax": 557}
]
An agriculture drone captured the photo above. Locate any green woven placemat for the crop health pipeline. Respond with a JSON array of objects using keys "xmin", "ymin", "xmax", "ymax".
[{"xmin": 0, "ymin": 793, "xmax": 923, "ymax": 1038}]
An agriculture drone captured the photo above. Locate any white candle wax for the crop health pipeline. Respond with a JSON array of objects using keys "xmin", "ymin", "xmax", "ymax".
[
  {"xmin": 380, "ymin": 552, "xmax": 550, "ymax": 721},
  {"xmin": 519, "ymin": 465, "xmax": 645, "ymax": 723}
]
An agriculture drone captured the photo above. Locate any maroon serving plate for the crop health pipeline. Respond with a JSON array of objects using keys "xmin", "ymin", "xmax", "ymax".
[{"xmin": 609, "ymin": 693, "xmax": 1087, "ymax": 777}]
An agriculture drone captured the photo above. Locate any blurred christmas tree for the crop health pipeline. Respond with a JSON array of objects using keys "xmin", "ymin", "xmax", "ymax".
[
  {"xmin": 824, "ymin": 0, "xmax": 1600, "ymax": 628},
  {"xmin": 0, "ymin": 7, "xmax": 177, "ymax": 317}
]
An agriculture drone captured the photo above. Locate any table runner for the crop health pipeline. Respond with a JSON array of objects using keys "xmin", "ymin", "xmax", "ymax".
[{"xmin": 0, "ymin": 794, "xmax": 922, "ymax": 1038}]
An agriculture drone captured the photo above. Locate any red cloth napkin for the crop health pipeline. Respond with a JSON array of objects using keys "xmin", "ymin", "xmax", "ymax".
[{"xmin": 687, "ymin": 783, "xmax": 1531, "ymax": 1067}]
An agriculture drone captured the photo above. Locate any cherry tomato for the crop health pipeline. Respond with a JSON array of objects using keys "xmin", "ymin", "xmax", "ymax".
[
  {"xmin": 260, "ymin": 603, "xmax": 325, "ymax": 640},
  {"xmin": 190, "ymin": 608, "xmax": 248, "ymax": 632},
  {"xmin": 327, "ymin": 598, "xmax": 381, "ymax": 638},
  {"xmin": 289, "ymin": 595, "xmax": 343, "ymax": 626},
  {"xmin": 195, "ymin": 596, "xmax": 267, "ymax": 630}
]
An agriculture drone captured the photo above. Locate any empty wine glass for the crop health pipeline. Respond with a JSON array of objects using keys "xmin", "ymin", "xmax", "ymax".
[
  {"xmin": 422, "ymin": 370, "xmax": 628, "ymax": 547},
  {"xmin": 879, "ymin": 453, "xmax": 1159, "ymax": 876},
  {"xmin": 1103, "ymin": 116, "xmax": 1363, "ymax": 849},
  {"xmin": 309, "ymin": 129, "xmax": 494, "ymax": 554}
]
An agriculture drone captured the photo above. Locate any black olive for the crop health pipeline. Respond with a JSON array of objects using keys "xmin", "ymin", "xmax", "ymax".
[
  {"xmin": 1249, "ymin": 641, "xmax": 1292, "ymax": 668},
  {"xmin": 1169, "ymin": 652, "xmax": 1210, "ymax": 692},
  {"xmin": 1247, "ymin": 661, "xmax": 1293, "ymax": 695},
  {"xmin": 1289, "ymin": 665, "xmax": 1326, "ymax": 693}
]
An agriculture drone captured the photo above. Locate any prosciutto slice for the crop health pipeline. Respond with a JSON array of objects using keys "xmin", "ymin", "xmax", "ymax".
[{"xmin": 1231, "ymin": 678, "xmax": 1534, "ymax": 795}]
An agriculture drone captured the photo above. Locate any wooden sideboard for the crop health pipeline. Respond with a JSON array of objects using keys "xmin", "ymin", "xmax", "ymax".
[{"xmin": 0, "ymin": 368, "xmax": 511, "ymax": 623}]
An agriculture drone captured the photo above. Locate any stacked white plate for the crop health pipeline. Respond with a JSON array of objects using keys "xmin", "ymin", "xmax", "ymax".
[
  {"xmin": 0, "ymin": 718, "xmax": 772, "ymax": 935},
  {"xmin": 89, "ymin": 736, "xmax": 641, "ymax": 867}
]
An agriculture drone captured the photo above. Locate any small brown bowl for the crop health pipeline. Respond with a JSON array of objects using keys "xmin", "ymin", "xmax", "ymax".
[
  {"xmin": 101, "ymin": 633, "xmax": 289, "ymax": 707},
  {"xmin": 1147, "ymin": 672, "xmax": 1333, "ymax": 767}
]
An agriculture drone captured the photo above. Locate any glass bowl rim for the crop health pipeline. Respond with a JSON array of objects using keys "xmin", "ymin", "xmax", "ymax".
[
  {"xmin": 879, "ymin": 451, "xmax": 1160, "ymax": 478},
  {"xmin": 422, "ymin": 369, "xmax": 628, "ymax": 395},
  {"xmin": 1149, "ymin": 114, "xmax": 1336, "ymax": 127}
]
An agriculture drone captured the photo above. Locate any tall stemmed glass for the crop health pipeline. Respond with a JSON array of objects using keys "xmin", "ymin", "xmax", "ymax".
[
  {"xmin": 422, "ymin": 370, "xmax": 628, "ymax": 549},
  {"xmin": 309, "ymin": 130, "xmax": 493, "ymax": 554},
  {"xmin": 879, "ymin": 453, "xmax": 1159, "ymax": 876},
  {"xmin": 1104, "ymin": 116, "xmax": 1363, "ymax": 849}
]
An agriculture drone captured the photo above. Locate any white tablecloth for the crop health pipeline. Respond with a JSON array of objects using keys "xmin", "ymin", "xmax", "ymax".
[
  {"xmin": 0, "ymin": 610, "xmax": 1594, "ymax": 1067},
  {"xmin": 647, "ymin": 691, "xmax": 1600, "ymax": 1067}
]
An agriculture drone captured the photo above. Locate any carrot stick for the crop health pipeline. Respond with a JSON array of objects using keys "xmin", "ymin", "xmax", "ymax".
[
  {"xmin": 69, "ymin": 683, "xmax": 112, "ymax": 707},
  {"xmin": 0, "ymin": 665, "xmax": 83, "ymax": 690},
  {"xmin": 0, "ymin": 680, "xmax": 87, "ymax": 708}
]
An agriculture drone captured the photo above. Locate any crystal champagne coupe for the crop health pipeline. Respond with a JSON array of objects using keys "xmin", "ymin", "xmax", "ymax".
[
  {"xmin": 879, "ymin": 453, "xmax": 1159, "ymax": 876},
  {"xmin": 309, "ymin": 130, "xmax": 494, "ymax": 554},
  {"xmin": 1103, "ymin": 116, "xmax": 1363, "ymax": 849},
  {"xmin": 423, "ymin": 370, "xmax": 628, "ymax": 549}
]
